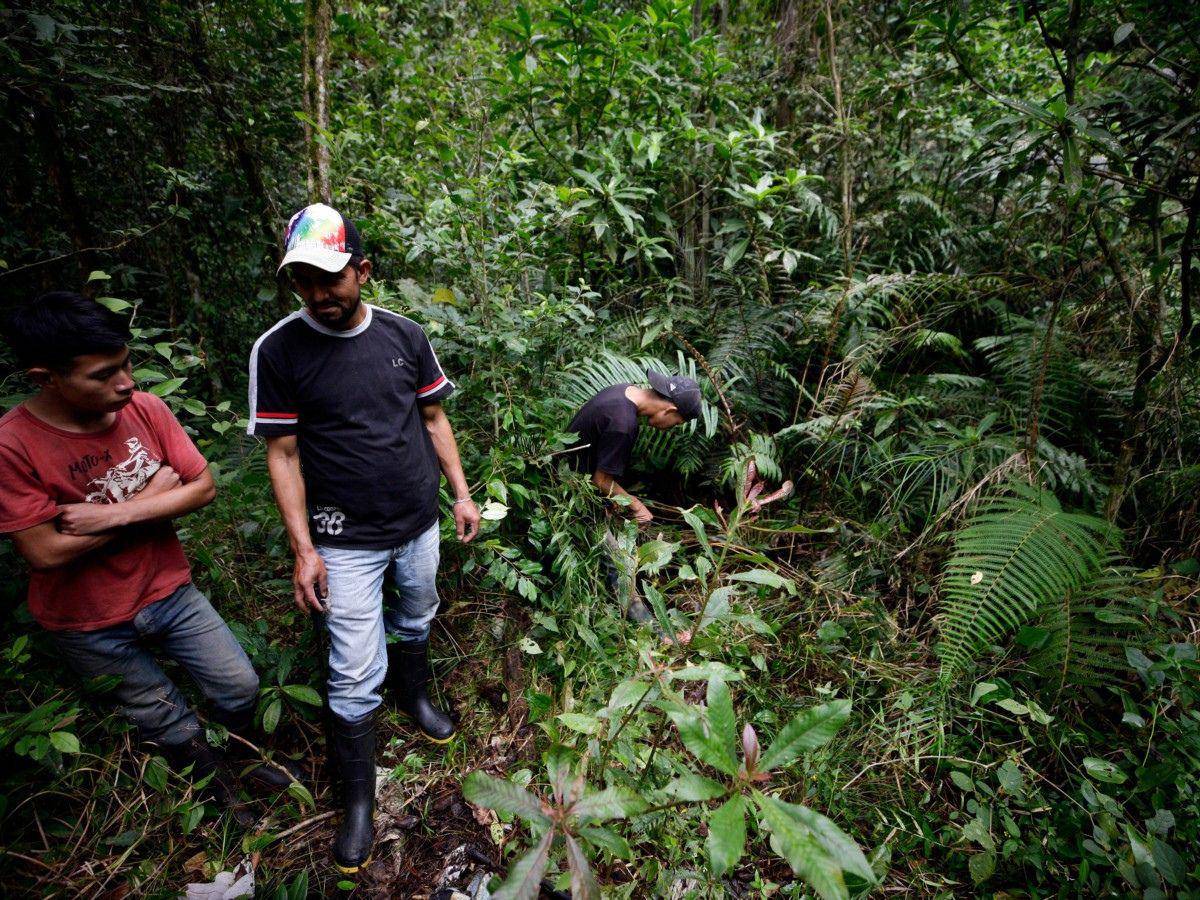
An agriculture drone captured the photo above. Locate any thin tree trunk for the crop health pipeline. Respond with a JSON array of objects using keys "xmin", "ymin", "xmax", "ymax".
[
  {"xmin": 182, "ymin": 0, "xmax": 290, "ymax": 314},
  {"xmin": 823, "ymin": 0, "xmax": 852, "ymax": 277},
  {"xmin": 302, "ymin": 1, "xmax": 317, "ymax": 202},
  {"xmin": 312, "ymin": 0, "xmax": 333, "ymax": 204},
  {"xmin": 29, "ymin": 91, "xmax": 94, "ymax": 285}
]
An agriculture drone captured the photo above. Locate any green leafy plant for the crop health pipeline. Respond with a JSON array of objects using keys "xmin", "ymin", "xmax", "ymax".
[{"xmin": 937, "ymin": 483, "xmax": 1123, "ymax": 683}]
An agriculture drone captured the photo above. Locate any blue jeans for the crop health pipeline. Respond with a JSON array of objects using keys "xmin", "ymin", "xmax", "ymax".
[
  {"xmin": 317, "ymin": 520, "xmax": 442, "ymax": 721},
  {"xmin": 52, "ymin": 582, "xmax": 260, "ymax": 746}
]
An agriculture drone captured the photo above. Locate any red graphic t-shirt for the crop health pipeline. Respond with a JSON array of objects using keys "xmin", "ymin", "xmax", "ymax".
[{"xmin": 0, "ymin": 392, "xmax": 208, "ymax": 632}]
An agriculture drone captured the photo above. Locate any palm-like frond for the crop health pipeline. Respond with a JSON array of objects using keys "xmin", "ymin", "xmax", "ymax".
[
  {"xmin": 1022, "ymin": 566, "xmax": 1147, "ymax": 696},
  {"xmin": 937, "ymin": 484, "xmax": 1117, "ymax": 682},
  {"xmin": 975, "ymin": 320, "xmax": 1086, "ymax": 441}
]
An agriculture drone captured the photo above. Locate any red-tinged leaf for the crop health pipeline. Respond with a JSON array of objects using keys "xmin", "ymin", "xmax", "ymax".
[
  {"xmin": 493, "ymin": 829, "xmax": 554, "ymax": 900},
  {"xmin": 565, "ymin": 833, "xmax": 600, "ymax": 900}
]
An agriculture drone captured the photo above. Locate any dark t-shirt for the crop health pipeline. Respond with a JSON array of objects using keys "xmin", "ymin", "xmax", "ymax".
[
  {"xmin": 247, "ymin": 304, "xmax": 455, "ymax": 549},
  {"xmin": 568, "ymin": 383, "xmax": 639, "ymax": 477}
]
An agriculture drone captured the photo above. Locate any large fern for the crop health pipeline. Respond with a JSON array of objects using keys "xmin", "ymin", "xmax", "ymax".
[
  {"xmin": 1021, "ymin": 566, "xmax": 1147, "ymax": 696},
  {"xmin": 936, "ymin": 484, "xmax": 1118, "ymax": 683}
]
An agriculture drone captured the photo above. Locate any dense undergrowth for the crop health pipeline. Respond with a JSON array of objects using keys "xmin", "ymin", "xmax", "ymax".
[{"xmin": 1, "ymin": 0, "xmax": 1199, "ymax": 896}]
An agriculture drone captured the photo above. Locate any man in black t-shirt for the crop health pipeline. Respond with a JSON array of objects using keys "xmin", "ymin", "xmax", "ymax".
[
  {"xmin": 248, "ymin": 202, "xmax": 479, "ymax": 874},
  {"xmin": 567, "ymin": 369, "xmax": 702, "ymax": 618}
]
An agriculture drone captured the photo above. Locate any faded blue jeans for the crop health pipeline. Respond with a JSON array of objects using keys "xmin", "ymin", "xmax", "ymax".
[
  {"xmin": 52, "ymin": 582, "xmax": 260, "ymax": 746},
  {"xmin": 317, "ymin": 520, "xmax": 442, "ymax": 721}
]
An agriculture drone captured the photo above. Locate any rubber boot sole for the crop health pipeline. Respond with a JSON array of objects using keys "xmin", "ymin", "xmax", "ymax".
[
  {"xmin": 334, "ymin": 853, "xmax": 373, "ymax": 875},
  {"xmin": 397, "ymin": 709, "xmax": 455, "ymax": 744}
]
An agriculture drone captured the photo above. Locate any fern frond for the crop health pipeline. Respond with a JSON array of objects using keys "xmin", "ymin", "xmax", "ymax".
[
  {"xmin": 937, "ymin": 484, "xmax": 1117, "ymax": 682},
  {"xmin": 1022, "ymin": 566, "xmax": 1146, "ymax": 695}
]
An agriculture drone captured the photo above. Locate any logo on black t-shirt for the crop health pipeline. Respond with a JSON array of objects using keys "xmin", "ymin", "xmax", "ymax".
[
  {"xmin": 392, "ymin": 357, "xmax": 408, "ymax": 367},
  {"xmin": 312, "ymin": 505, "xmax": 347, "ymax": 535}
]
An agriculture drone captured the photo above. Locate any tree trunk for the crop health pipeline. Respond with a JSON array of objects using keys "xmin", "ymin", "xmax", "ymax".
[
  {"xmin": 28, "ymin": 90, "xmax": 94, "ymax": 285},
  {"xmin": 182, "ymin": 0, "xmax": 291, "ymax": 315},
  {"xmin": 312, "ymin": 0, "xmax": 333, "ymax": 204},
  {"xmin": 302, "ymin": 1, "xmax": 317, "ymax": 202}
]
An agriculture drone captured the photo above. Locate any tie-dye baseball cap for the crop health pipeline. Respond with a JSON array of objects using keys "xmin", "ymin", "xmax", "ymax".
[{"xmin": 277, "ymin": 203, "xmax": 364, "ymax": 274}]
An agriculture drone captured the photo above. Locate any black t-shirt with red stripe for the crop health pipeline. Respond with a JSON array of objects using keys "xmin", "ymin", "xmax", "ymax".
[{"xmin": 247, "ymin": 303, "xmax": 454, "ymax": 548}]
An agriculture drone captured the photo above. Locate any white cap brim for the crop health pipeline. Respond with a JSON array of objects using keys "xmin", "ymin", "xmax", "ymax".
[{"xmin": 277, "ymin": 246, "xmax": 353, "ymax": 275}]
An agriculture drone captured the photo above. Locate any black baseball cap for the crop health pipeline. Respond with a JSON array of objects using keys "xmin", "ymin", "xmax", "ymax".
[{"xmin": 647, "ymin": 369, "xmax": 702, "ymax": 421}]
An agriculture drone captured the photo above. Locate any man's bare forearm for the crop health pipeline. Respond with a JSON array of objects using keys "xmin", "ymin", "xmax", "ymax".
[
  {"xmin": 422, "ymin": 404, "xmax": 471, "ymax": 500},
  {"xmin": 12, "ymin": 523, "xmax": 115, "ymax": 570},
  {"xmin": 110, "ymin": 469, "xmax": 216, "ymax": 527},
  {"xmin": 592, "ymin": 471, "xmax": 646, "ymax": 513},
  {"xmin": 265, "ymin": 438, "xmax": 316, "ymax": 555}
]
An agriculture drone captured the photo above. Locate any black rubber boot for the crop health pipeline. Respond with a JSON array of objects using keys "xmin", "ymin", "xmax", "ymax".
[
  {"xmin": 387, "ymin": 639, "xmax": 456, "ymax": 743},
  {"xmin": 160, "ymin": 732, "xmax": 255, "ymax": 828},
  {"xmin": 210, "ymin": 705, "xmax": 308, "ymax": 795},
  {"xmin": 330, "ymin": 710, "xmax": 376, "ymax": 874}
]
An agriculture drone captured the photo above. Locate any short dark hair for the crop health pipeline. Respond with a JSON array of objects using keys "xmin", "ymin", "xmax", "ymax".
[{"xmin": 2, "ymin": 292, "xmax": 132, "ymax": 371}]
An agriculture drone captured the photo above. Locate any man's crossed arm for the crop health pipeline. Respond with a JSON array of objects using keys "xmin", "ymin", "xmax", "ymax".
[{"xmin": 11, "ymin": 465, "xmax": 216, "ymax": 570}]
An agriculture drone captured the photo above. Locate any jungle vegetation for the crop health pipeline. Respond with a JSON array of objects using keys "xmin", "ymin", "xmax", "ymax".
[{"xmin": 0, "ymin": 0, "xmax": 1198, "ymax": 896}]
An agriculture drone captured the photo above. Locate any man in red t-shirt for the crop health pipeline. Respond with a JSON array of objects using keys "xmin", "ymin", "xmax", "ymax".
[{"xmin": 0, "ymin": 292, "xmax": 301, "ymax": 823}]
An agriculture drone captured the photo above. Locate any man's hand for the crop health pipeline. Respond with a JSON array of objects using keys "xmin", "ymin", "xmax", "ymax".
[
  {"xmin": 56, "ymin": 465, "xmax": 184, "ymax": 535},
  {"xmin": 141, "ymin": 465, "xmax": 182, "ymax": 497},
  {"xmin": 56, "ymin": 501, "xmax": 123, "ymax": 536},
  {"xmin": 293, "ymin": 548, "xmax": 329, "ymax": 613},
  {"xmin": 632, "ymin": 502, "xmax": 654, "ymax": 527},
  {"xmin": 454, "ymin": 498, "xmax": 481, "ymax": 543}
]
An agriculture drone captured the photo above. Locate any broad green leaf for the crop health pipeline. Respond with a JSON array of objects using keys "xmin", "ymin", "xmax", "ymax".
[
  {"xmin": 462, "ymin": 771, "xmax": 551, "ymax": 826},
  {"xmin": 755, "ymin": 794, "xmax": 848, "ymax": 900},
  {"xmin": 564, "ymin": 834, "xmax": 600, "ymax": 900},
  {"xmin": 663, "ymin": 771, "xmax": 727, "ymax": 801},
  {"xmin": 579, "ymin": 825, "xmax": 631, "ymax": 860},
  {"xmin": 49, "ymin": 731, "xmax": 80, "ymax": 754},
  {"xmin": 698, "ymin": 586, "xmax": 736, "ymax": 630},
  {"xmin": 572, "ymin": 787, "xmax": 645, "ymax": 823},
  {"xmin": 668, "ymin": 661, "xmax": 744, "ymax": 682},
  {"xmin": 950, "ymin": 770, "xmax": 975, "ymax": 792},
  {"xmin": 723, "ymin": 237, "xmax": 749, "ymax": 271},
  {"xmin": 706, "ymin": 795, "xmax": 746, "ymax": 876},
  {"xmin": 607, "ymin": 679, "xmax": 651, "ymax": 711},
  {"xmin": 706, "ymin": 676, "xmax": 737, "ymax": 765},
  {"xmin": 480, "ymin": 500, "xmax": 509, "ymax": 520},
  {"xmin": 668, "ymin": 708, "xmax": 739, "ymax": 776},
  {"xmin": 96, "ymin": 296, "xmax": 131, "ymax": 312},
  {"xmin": 149, "ymin": 377, "xmax": 186, "ymax": 398},
  {"xmin": 759, "ymin": 700, "xmax": 852, "ymax": 771},
  {"xmin": 145, "ymin": 755, "xmax": 169, "ymax": 792},
  {"xmin": 557, "ymin": 712, "xmax": 601, "ymax": 735},
  {"xmin": 636, "ymin": 539, "xmax": 677, "ymax": 574},
  {"xmin": 758, "ymin": 794, "xmax": 874, "ymax": 883},
  {"xmin": 1082, "ymin": 757, "xmax": 1126, "ymax": 784},
  {"xmin": 996, "ymin": 760, "xmax": 1024, "ymax": 795},
  {"xmin": 969, "ymin": 850, "xmax": 995, "ymax": 885},
  {"xmin": 680, "ymin": 505, "xmax": 712, "ymax": 555},
  {"xmin": 728, "ymin": 569, "xmax": 791, "ymax": 590},
  {"xmin": 282, "ymin": 684, "xmax": 323, "ymax": 706},
  {"xmin": 262, "ymin": 698, "xmax": 281, "ymax": 734},
  {"xmin": 287, "ymin": 780, "xmax": 315, "ymax": 809},
  {"xmin": 493, "ymin": 828, "xmax": 554, "ymax": 900}
]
